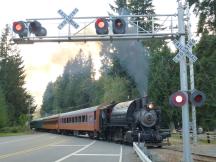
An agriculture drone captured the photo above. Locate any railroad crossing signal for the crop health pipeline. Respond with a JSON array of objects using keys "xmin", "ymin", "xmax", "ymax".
[
  {"xmin": 112, "ymin": 18, "xmax": 126, "ymax": 34},
  {"xmin": 169, "ymin": 90, "xmax": 206, "ymax": 107},
  {"xmin": 95, "ymin": 17, "xmax": 126, "ymax": 35},
  {"xmin": 190, "ymin": 90, "xmax": 206, "ymax": 107},
  {"xmin": 57, "ymin": 8, "xmax": 79, "ymax": 30},
  {"xmin": 13, "ymin": 21, "xmax": 28, "ymax": 38},
  {"xmin": 169, "ymin": 91, "xmax": 188, "ymax": 107},
  {"xmin": 11, "ymin": 14, "xmax": 180, "ymax": 43},
  {"xmin": 13, "ymin": 20, "xmax": 47, "ymax": 38},
  {"xmin": 173, "ymin": 39, "xmax": 198, "ymax": 63},
  {"xmin": 95, "ymin": 18, "xmax": 109, "ymax": 34},
  {"xmin": 29, "ymin": 21, "xmax": 47, "ymax": 36}
]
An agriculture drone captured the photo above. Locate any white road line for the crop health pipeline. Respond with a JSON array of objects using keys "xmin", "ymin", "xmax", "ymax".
[
  {"xmin": 50, "ymin": 144, "xmax": 86, "ymax": 147},
  {"xmin": 54, "ymin": 141, "xmax": 96, "ymax": 162},
  {"xmin": 0, "ymin": 134, "xmax": 48, "ymax": 145},
  {"xmin": 74, "ymin": 154, "xmax": 119, "ymax": 156},
  {"xmin": 119, "ymin": 145, "xmax": 123, "ymax": 162}
]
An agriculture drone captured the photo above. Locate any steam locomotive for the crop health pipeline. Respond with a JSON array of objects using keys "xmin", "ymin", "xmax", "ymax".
[{"xmin": 30, "ymin": 97, "xmax": 170, "ymax": 146}]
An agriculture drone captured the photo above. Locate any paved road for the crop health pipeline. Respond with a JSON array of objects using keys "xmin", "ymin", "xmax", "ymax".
[{"xmin": 0, "ymin": 132, "xmax": 141, "ymax": 162}]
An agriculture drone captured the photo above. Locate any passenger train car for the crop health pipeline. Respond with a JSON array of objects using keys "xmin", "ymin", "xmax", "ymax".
[{"xmin": 30, "ymin": 97, "xmax": 170, "ymax": 146}]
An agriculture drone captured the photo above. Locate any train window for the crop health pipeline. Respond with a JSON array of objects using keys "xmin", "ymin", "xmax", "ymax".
[
  {"xmin": 72, "ymin": 117, "xmax": 74, "ymax": 123},
  {"xmin": 75, "ymin": 117, "xmax": 77, "ymax": 123},
  {"xmin": 89, "ymin": 115, "xmax": 93, "ymax": 121},
  {"xmin": 78, "ymin": 116, "xmax": 81, "ymax": 123},
  {"xmin": 82, "ymin": 115, "xmax": 85, "ymax": 122},
  {"xmin": 94, "ymin": 111, "xmax": 96, "ymax": 120}
]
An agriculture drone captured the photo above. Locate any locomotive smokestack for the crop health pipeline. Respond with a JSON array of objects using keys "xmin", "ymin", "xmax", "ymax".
[{"xmin": 142, "ymin": 96, "xmax": 148, "ymax": 107}]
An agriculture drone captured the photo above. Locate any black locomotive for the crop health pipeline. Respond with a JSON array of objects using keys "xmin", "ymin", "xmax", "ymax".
[{"xmin": 100, "ymin": 97, "xmax": 170, "ymax": 145}]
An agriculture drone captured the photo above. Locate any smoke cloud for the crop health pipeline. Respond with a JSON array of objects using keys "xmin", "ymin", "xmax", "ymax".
[{"xmin": 112, "ymin": 39, "xmax": 150, "ymax": 97}]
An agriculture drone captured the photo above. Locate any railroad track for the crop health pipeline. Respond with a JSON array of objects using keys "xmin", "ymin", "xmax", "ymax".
[
  {"xmin": 160, "ymin": 147, "xmax": 216, "ymax": 162},
  {"xmin": 192, "ymin": 153, "xmax": 216, "ymax": 162}
]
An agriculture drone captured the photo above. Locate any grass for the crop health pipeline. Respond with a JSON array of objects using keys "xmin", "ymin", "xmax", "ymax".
[
  {"xmin": 199, "ymin": 139, "xmax": 216, "ymax": 144},
  {"xmin": 0, "ymin": 126, "xmax": 33, "ymax": 137},
  {"xmin": 169, "ymin": 133, "xmax": 216, "ymax": 145},
  {"xmin": 0, "ymin": 132, "xmax": 32, "ymax": 137}
]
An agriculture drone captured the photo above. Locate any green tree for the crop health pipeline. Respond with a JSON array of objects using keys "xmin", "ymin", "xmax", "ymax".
[
  {"xmin": 41, "ymin": 50, "xmax": 96, "ymax": 115},
  {"xmin": 41, "ymin": 82, "xmax": 55, "ymax": 116},
  {"xmin": 101, "ymin": 76, "xmax": 131, "ymax": 103},
  {"xmin": 194, "ymin": 33, "xmax": 216, "ymax": 130},
  {"xmin": 188, "ymin": 0, "xmax": 216, "ymax": 34},
  {"xmin": 0, "ymin": 25, "xmax": 36, "ymax": 126},
  {"xmin": 0, "ymin": 87, "xmax": 8, "ymax": 128},
  {"xmin": 188, "ymin": 0, "xmax": 216, "ymax": 130},
  {"xmin": 148, "ymin": 45, "xmax": 180, "ymax": 128}
]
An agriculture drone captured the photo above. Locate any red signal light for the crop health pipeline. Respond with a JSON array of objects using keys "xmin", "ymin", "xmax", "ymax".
[
  {"xmin": 194, "ymin": 95, "xmax": 202, "ymax": 102},
  {"xmin": 115, "ymin": 19, "xmax": 123, "ymax": 28},
  {"xmin": 29, "ymin": 21, "xmax": 47, "ymax": 36},
  {"xmin": 169, "ymin": 91, "xmax": 187, "ymax": 107},
  {"xmin": 13, "ymin": 21, "xmax": 25, "ymax": 33},
  {"xmin": 190, "ymin": 90, "xmax": 206, "ymax": 107},
  {"xmin": 95, "ymin": 18, "xmax": 108, "ymax": 34},
  {"xmin": 12, "ymin": 21, "xmax": 28, "ymax": 37},
  {"xmin": 112, "ymin": 18, "xmax": 126, "ymax": 34},
  {"xmin": 96, "ymin": 19, "xmax": 105, "ymax": 28},
  {"xmin": 175, "ymin": 95, "xmax": 184, "ymax": 103},
  {"xmin": 13, "ymin": 22, "xmax": 23, "ymax": 32}
]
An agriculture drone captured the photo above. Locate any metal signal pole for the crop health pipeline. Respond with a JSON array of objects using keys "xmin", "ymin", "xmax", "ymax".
[
  {"xmin": 186, "ymin": 2, "xmax": 197, "ymax": 145},
  {"xmin": 177, "ymin": 1, "xmax": 192, "ymax": 161}
]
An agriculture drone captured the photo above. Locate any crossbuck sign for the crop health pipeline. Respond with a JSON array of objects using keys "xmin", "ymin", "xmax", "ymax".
[
  {"xmin": 58, "ymin": 8, "xmax": 79, "ymax": 30},
  {"xmin": 173, "ymin": 39, "xmax": 198, "ymax": 63}
]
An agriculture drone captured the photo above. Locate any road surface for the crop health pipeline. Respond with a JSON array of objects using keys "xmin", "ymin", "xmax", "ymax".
[{"xmin": 0, "ymin": 132, "xmax": 141, "ymax": 162}]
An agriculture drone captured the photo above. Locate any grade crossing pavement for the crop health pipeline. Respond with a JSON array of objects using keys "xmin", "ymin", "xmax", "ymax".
[{"xmin": 0, "ymin": 132, "xmax": 141, "ymax": 162}]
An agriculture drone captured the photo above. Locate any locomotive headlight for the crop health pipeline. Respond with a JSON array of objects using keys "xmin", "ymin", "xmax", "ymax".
[{"xmin": 147, "ymin": 102, "xmax": 155, "ymax": 109}]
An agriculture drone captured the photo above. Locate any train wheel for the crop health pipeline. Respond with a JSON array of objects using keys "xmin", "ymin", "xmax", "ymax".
[{"xmin": 88, "ymin": 132, "xmax": 94, "ymax": 139}]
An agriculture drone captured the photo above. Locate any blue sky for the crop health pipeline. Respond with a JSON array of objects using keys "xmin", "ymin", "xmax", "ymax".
[{"xmin": 0, "ymin": 0, "xmax": 196, "ymax": 107}]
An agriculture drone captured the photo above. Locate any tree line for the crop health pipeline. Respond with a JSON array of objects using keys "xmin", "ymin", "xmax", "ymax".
[{"xmin": 0, "ymin": 26, "xmax": 36, "ymax": 130}]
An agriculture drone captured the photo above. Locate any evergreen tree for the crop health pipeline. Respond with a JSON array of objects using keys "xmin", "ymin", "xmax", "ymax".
[
  {"xmin": 194, "ymin": 33, "xmax": 216, "ymax": 130},
  {"xmin": 41, "ymin": 82, "xmax": 55, "ymax": 116},
  {"xmin": 0, "ymin": 25, "xmax": 36, "ymax": 126},
  {"xmin": 101, "ymin": 76, "xmax": 131, "ymax": 103},
  {"xmin": 0, "ymin": 86, "xmax": 8, "ymax": 128},
  {"xmin": 188, "ymin": 0, "xmax": 216, "ymax": 34},
  {"xmin": 188, "ymin": 0, "xmax": 216, "ymax": 130},
  {"xmin": 41, "ymin": 50, "xmax": 95, "ymax": 115},
  {"xmin": 148, "ymin": 45, "xmax": 180, "ymax": 128}
]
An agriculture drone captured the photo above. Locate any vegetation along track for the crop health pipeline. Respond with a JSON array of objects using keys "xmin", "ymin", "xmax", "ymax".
[{"xmin": 156, "ymin": 147, "xmax": 216, "ymax": 162}]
